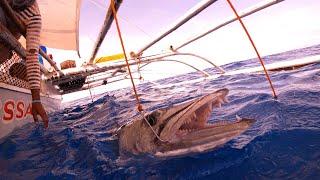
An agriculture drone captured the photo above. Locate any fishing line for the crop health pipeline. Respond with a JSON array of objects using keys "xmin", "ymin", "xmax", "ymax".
[
  {"xmin": 110, "ymin": 0, "xmax": 143, "ymax": 112},
  {"xmin": 226, "ymin": 0, "xmax": 277, "ymax": 99},
  {"xmin": 140, "ymin": 111, "xmax": 167, "ymax": 142}
]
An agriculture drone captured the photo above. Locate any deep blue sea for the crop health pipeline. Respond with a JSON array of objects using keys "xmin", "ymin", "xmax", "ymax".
[{"xmin": 1, "ymin": 44, "xmax": 320, "ymax": 179}]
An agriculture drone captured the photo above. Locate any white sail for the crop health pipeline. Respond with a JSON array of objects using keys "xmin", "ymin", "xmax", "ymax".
[{"xmin": 38, "ymin": 0, "xmax": 82, "ymax": 53}]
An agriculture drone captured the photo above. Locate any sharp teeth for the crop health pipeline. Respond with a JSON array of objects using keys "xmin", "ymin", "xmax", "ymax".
[
  {"xmin": 236, "ymin": 115, "xmax": 242, "ymax": 122},
  {"xmin": 208, "ymin": 102, "xmax": 213, "ymax": 110},
  {"xmin": 192, "ymin": 113, "xmax": 197, "ymax": 120},
  {"xmin": 217, "ymin": 97, "xmax": 225, "ymax": 106}
]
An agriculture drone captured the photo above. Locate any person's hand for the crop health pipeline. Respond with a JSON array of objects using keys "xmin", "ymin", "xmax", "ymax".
[
  {"xmin": 32, "ymin": 102, "xmax": 49, "ymax": 128},
  {"xmin": 30, "ymin": 89, "xmax": 48, "ymax": 128}
]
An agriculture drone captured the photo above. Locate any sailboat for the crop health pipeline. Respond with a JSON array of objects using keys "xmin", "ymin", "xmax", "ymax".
[
  {"xmin": 0, "ymin": 0, "xmax": 319, "ymax": 139},
  {"xmin": 0, "ymin": 0, "xmax": 81, "ymax": 138}
]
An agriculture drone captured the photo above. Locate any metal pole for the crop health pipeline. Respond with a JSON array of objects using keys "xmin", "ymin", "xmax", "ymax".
[
  {"xmin": 144, "ymin": 52, "xmax": 225, "ymax": 73},
  {"xmin": 135, "ymin": 0, "xmax": 218, "ymax": 56},
  {"xmin": 175, "ymin": 0, "xmax": 285, "ymax": 51},
  {"xmin": 88, "ymin": 0, "xmax": 123, "ymax": 64}
]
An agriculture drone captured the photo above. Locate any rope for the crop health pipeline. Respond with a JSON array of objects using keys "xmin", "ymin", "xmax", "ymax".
[
  {"xmin": 140, "ymin": 112, "xmax": 167, "ymax": 142},
  {"xmin": 110, "ymin": 0, "xmax": 143, "ymax": 111},
  {"xmin": 135, "ymin": 56, "xmax": 144, "ymax": 80},
  {"xmin": 226, "ymin": 0, "xmax": 277, "ymax": 99},
  {"xmin": 88, "ymin": 74, "xmax": 94, "ymax": 102},
  {"xmin": 110, "ymin": 0, "xmax": 166, "ymax": 141}
]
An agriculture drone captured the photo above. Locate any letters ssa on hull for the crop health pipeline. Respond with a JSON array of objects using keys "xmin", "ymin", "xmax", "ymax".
[{"xmin": 0, "ymin": 98, "xmax": 33, "ymax": 123}]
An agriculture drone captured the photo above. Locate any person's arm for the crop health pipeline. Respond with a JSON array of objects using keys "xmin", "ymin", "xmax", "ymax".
[
  {"xmin": 22, "ymin": 1, "xmax": 49, "ymax": 128},
  {"xmin": 26, "ymin": 30, "xmax": 49, "ymax": 128}
]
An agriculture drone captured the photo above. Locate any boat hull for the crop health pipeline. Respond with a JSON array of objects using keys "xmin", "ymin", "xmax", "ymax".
[{"xmin": 0, "ymin": 83, "xmax": 61, "ymax": 139}]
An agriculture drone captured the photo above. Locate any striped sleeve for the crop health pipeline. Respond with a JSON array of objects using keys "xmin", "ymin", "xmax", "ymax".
[{"xmin": 15, "ymin": 1, "xmax": 42, "ymax": 89}]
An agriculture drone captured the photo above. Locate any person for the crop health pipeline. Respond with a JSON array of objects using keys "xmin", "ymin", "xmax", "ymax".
[
  {"xmin": 0, "ymin": 5, "xmax": 13, "ymax": 65},
  {"xmin": 9, "ymin": 0, "xmax": 49, "ymax": 128}
]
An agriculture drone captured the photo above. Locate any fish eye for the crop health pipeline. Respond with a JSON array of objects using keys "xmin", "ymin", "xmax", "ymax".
[{"xmin": 146, "ymin": 114, "xmax": 157, "ymax": 126}]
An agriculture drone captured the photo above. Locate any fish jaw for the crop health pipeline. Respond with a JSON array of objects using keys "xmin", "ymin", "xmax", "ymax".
[
  {"xmin": 159, "ymin": 88, "xmax": 229, "ymax": 142},
  {"xmin": 156, "ymin": 118, "xmax": 256, "ymax": 158}
]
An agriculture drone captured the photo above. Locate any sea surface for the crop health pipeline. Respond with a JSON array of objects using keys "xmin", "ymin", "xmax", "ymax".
[{"xmin": 0, "ymin": 44, "xmax": 320, "ymax": 179}]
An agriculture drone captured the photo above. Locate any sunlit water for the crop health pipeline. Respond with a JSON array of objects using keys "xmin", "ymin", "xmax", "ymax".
[{"xmin": 0, "ymin": 45, "xmax": 320, "ymax": 179}]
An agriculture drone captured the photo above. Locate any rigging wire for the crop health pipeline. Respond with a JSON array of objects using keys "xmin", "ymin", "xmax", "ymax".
[{"xmin": 226, "ymin": 0, "xmax": 277, "ymax": 99}]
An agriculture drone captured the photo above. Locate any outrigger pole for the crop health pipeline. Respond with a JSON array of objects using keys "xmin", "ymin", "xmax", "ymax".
[
  {"xmin": 88, "ymin": 0, "xmax": 123, "ymax": 64},
  {"xmin": 0, "ymin": 0, "xmax": 62, "ymax": 75},
  {"xmin": 174, "ymin": 0, "xmax": 285, "ymax": 51},
  {"xmin": 134, "ymin": 0, "xmax": 219, "ymax": 56},
  {"xmin": 49, "ymin": 55, "xmax": 215, "ymax": 85}
]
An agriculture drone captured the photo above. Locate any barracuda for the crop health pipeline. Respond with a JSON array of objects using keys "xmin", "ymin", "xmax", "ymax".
[{"xmin": 118, "ymin": 88, "xmax": 255, "ymax": 158}]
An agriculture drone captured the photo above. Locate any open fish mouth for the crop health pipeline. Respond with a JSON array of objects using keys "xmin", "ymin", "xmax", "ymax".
[
  {"xmin": 158, "ymin": 88, "xmax": 255, "ymax": 146},
  {"xmin": 159, "ymin": 88, "xmax": 230, "ymax": 142},
  {"xmin": 175, "ymin": 94, "xmax": 229, "ymax": 138}
]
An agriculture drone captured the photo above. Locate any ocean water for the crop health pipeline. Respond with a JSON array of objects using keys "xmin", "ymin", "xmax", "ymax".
[{"xmin": 0, "ymin": 45, "xmax": 320, "ymax": 179}]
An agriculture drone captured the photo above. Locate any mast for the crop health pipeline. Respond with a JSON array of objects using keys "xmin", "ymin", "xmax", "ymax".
[{"xmin": 88, "ymin": 0, "xmax": 123, "ymax": 64}]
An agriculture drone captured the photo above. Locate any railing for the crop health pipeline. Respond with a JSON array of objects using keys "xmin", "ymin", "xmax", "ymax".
[
  {"xmin": 0, "ymin": 0, "xmax": 62, "ymax": 75},
  {"xmin": 0, "ymin": 21, "xmax": 49, "ymax": 74}
]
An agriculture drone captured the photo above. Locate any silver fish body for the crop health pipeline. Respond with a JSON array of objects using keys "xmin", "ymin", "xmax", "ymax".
[{"xmin": 118, "ymin": 88, "xmax": 255, "ymax": 157}]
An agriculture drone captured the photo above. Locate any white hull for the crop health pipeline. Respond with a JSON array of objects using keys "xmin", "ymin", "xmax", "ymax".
[{"xmin": 0, "ymin": 83, "xmax": 61, "ymax": 139}]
